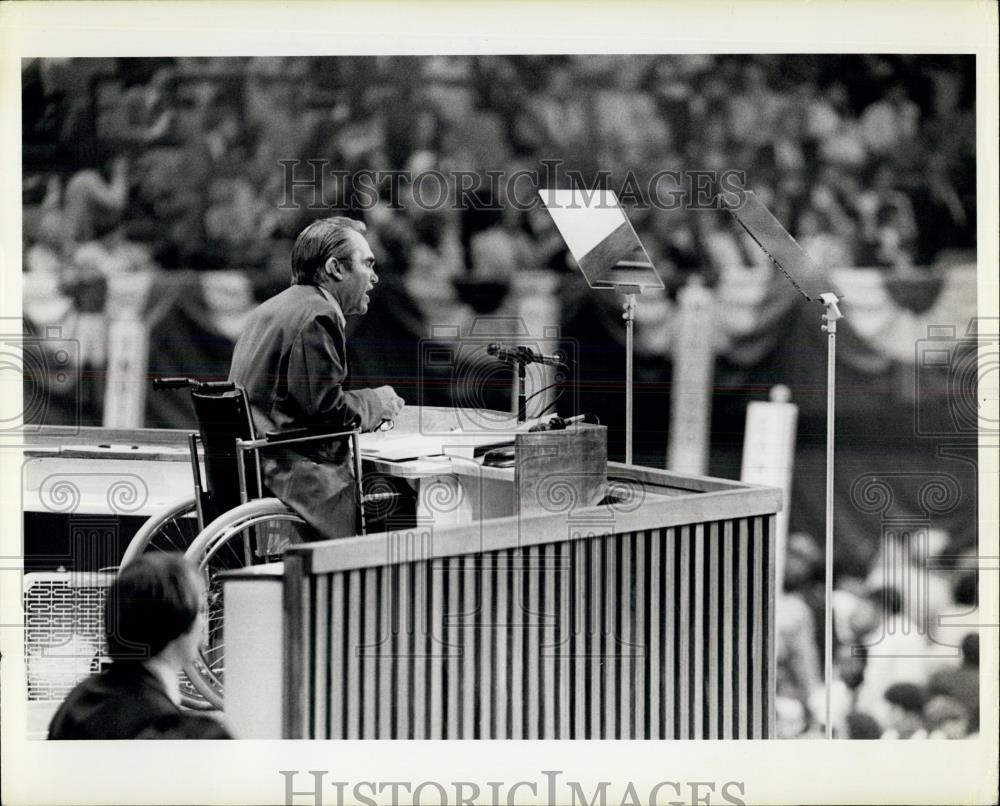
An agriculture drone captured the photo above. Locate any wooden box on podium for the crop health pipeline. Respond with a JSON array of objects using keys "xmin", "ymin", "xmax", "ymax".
[{"xmin": 515, "ymin": 424, "xmax": 607, "ymax": 517}]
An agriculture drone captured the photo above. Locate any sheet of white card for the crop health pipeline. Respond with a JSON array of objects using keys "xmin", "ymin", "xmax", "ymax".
[{"xmin": 537, "ymin": 188, "xmax": 628, "ymax": 257}]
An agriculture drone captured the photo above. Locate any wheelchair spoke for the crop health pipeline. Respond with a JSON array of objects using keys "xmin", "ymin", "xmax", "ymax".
[
  {"xmin": 241, "ymin": 530, "xmax": 253, "ymax": 567},
  {"xmin": 160, "ymin": 517, "xmax": 196, "ymax": 553}
]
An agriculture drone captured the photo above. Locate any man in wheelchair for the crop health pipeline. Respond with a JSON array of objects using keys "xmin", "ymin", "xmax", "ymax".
[{"xmin": 229, "ymin": 216, "xmax": 405, "ymax": 540}]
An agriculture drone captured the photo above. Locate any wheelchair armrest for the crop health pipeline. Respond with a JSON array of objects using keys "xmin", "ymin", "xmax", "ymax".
[{"xmin": 263, "ymin": 425, "xmax": 358, "ymax": 445}]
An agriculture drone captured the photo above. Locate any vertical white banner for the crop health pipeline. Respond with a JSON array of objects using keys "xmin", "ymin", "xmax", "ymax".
[
  {"xmin": 101, "ymin": 273, "xmax": 153, "ymax": 429},
  {"xmin": 667, "ymin": 277, "xmax": 715, "ymax": 474},
  {"xmin": 740, "ymin": 386, "xmax": 798, "ymax": 591}
]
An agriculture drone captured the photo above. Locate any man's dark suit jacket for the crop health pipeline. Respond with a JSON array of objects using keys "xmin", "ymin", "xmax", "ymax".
[
  {"xmin": 48, "ymin": 662, "xmax": 230, "ymax": 739},
  {"xmin": 228, "ymin": 283, "xmax": 382, "ymax": 540}
]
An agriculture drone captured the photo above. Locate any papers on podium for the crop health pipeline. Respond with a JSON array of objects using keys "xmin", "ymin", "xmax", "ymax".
[{"xmin": 358, "ymin": 424, "xmax": 540, "ymax": 462}]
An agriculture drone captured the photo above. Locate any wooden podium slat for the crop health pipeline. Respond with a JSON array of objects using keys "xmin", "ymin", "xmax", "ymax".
[
  {"xmin": 313, "ymin": 576, "xmax": 330, "ymax": 740},
  {"xmin": 377, "ymin": 566, "xmax": 393, "ymax": 739},
  {"xmin": 619, "ymin": 535, "xmax": 633, "ymax": 739},
  {"xmin": 765, "ymin": 515, "xmax": 777, "ymax": 738},
  {"xmin": 445, "ymin": 557, "xmax": 461, "ymax": 739},
  {"xmin": 328, "ymin": 574, "xmax": 344, "ymax": 739},
  {"xmin": 664, "ymin": 527, "xmax": 676, "ymax": 739},
  {"xmin": 411, "ymin": 561, "xmax": 427, "ymax": 740},
  {"xmin": 678, "ymin": 525, "xmax": 691, "ymax": 740},
  {"xmin": 542, "ymin": 543, "xmax": 557, "ymax": 739},
  {"xmin": 738, "ymin": 518, "xmax": 750, "ymax": 739},
  {"xmin": 707, "ymin": 521, "xmax": 721, "ymax": 739},
  {"xmin": 362, "ymin": 567, "xmax": 378, "ymax": 738},
  {"xmin": 632, "ymin": 531, "xmax": 646, "ymax": 739},
  {"xmin": 479, "ymin": 553, "xmax": 494, "ymax": 739},
  {"xmin": 722, "ymin": 519, "xmax": 735, "ymax": 740},
  {"xmin": 602, "ymin": 535, "xmax": 617, "ymax": 739},
  {"xmin": 648, "ymin": 529, "xmax": 662, "ymax": 740},
  {"xmin": 461, "ymin": 556, "xmax": 476, "ymax": 738},
  {"xmin": 752, "ymin": 517, "xmax": 765, "ymax": 738},
  {"xmin": 346, "ymin": 570, "xmax": 362, "ymax": 739},
  {"xmin": 510, "ymin": 552, "xmax": 524, "ymax": 739},
  {"xmin": 396, "ymin": 561, "xmax": 412, "ymax": 739},
  {"xmin": 494, "ymin": 554, "xmax": 510, "ymax": 739},
  {"xmin": 588, "ymin": 538, "xmax": 602, "ymax": 739},
  {"xmin": 557, "ymin": 541, "xmax": 571, "ymax": 739},
  {"xmin": 572, "ymin": 539, "xmax": 587, "ymax": 739},
  {"xmin": 525, "ymin": 545, "xmax": 540, "ymax": 739},
  {"xmin": 693, "ymin": 523, "xmax": 705, "ymax": 739}
]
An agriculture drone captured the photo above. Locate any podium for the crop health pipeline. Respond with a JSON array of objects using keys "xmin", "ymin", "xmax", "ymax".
[
  {"xmin": 216, "ymin": 412, "xmax": 780, "ymax": 738},
  {"xmin": 271, "ymin": 461, "xmax": 778, "ymax": 739}
]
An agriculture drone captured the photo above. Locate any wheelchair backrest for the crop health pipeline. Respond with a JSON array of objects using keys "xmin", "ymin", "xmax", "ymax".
[{"xmin": 191, "ymin": 388, "xmax": 261, "ymax": 524}]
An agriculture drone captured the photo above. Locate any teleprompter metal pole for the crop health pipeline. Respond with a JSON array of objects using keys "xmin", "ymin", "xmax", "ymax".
[
  {"xmin": 623, "ymin": 293, "xmax": 636, "ymax": 465},
  {"xmin": 819, "ymin": 292, "xmax": 843, "ymax": 739},
  {"xmin": 726, "ymin": 189, "xmax": 847, "ymax": 738}
]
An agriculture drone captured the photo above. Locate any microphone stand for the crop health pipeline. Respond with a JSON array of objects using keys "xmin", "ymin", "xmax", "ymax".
[
  {"xmin": 516, "ymin": 359, "xmax": 527, "ymax": 423},
  {"xmin": 819, "ymin": 292, "xmax": 843, "ymax": 739},
  {"xmin": 489, "ymin": 347, "xmax": 532, "ymax": 424}
]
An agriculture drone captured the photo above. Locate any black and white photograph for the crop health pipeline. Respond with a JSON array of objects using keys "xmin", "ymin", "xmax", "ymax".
[{"xmin": 1, "ymin": 2, "xmax": 997, "ymax": 805}]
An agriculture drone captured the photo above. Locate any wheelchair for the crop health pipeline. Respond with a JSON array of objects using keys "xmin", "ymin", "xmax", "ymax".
[{"xmin": 119, "ymin": 377, "xmax": 398, "ymax": 710}]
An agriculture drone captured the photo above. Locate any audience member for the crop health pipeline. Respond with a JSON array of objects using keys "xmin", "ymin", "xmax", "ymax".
[
  {"xmin": 845, "ymin": 710, "xmax": 883, "ymax": 740},
  {"xmin": 924, "ymin": 695, "xmax": 971, "ymax": 740},
  {"xmin": 48, "ymin": 554, "xmax": 230, "ymax": 740},
  {"xmin": 928, "ymin": 632, "xmax": 979, "ymax": 733},
  {"xmin": 851, "ymin": 586, "xmax": 936, "ymax": 725},
  {"xmin": 881, "ymin": 683, "xmax": 928, "ymax": 739}
]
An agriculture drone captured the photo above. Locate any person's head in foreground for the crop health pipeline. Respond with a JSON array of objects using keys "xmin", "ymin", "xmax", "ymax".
[
  {"xmin": 882, "ymin": 683, "xmax": 927, "ymax": 739},
  {"xmin": 105, "ymin": 552, "xmax": 207, "ymax": 669},
  {"xmin": 291, "ymin": 216, "xmax": 378, "ymax": 316},
  {"xmin": 48, "ymin": 554, "xmax": 229, "ymax": 739}
]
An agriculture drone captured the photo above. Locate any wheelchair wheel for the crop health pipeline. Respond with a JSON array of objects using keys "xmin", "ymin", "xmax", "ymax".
[
  {"xmin": 182, "ymin": 497, "xmax": 316, "ymax": 709},
  {"xmin": 120, "ymin": 495, "xmax": 200, "ymax": 566},
  {"xmin": 118, "ymin": 494, "xmax": 215, "ymax": 710}
]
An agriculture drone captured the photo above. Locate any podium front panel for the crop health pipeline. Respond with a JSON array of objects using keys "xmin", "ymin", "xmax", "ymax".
[{"xmin": 281, "ymin": 466, "xmax": 779, "ymax": 740}]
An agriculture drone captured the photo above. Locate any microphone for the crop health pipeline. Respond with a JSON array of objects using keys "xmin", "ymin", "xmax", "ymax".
[
  {"xmin": 487, "ymin": 343, "xmax": 563, "ymax": 366},
  {"xmin": 486, "ymin": 343, "xmax": 522, "ymax": 364},
  {"xmin": 528, "ymin": 412, "xmax": 600, "ymax": 432}
]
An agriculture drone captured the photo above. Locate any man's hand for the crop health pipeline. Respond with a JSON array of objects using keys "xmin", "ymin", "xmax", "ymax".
[{"xmin": 374, "ymin": 385, "xmax": 405, "ymax": 421}]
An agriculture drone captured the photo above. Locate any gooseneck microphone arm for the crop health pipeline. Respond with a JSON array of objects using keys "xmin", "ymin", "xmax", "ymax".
[{"xmin": 487, "ymin": 344, "xmax": 564, "ymax": 366}]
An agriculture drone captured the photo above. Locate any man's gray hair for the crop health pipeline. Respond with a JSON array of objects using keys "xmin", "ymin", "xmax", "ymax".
[{"xmin": 290, "ymin": 217, "xmax": 367, "ymax": 285}]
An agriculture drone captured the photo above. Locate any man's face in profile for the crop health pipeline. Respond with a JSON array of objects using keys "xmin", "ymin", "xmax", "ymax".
[{"xmin": 336, "ymin": 229, "xmax": 378, "ymax": 316}]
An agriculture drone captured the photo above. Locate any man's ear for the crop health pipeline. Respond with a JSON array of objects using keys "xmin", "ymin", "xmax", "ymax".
[{"xmin": 325, "ymin": 256, "xmax": 344, "ymax": 280}]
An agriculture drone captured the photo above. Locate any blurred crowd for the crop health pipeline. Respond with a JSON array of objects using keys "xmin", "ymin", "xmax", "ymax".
[
  {"xmin": 775, "ymin": 530, "xmax": 980, "ymax": 740},
  {"xmin": 23, "ymin": 55, "xmax": 976, "ymax": 301}
]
